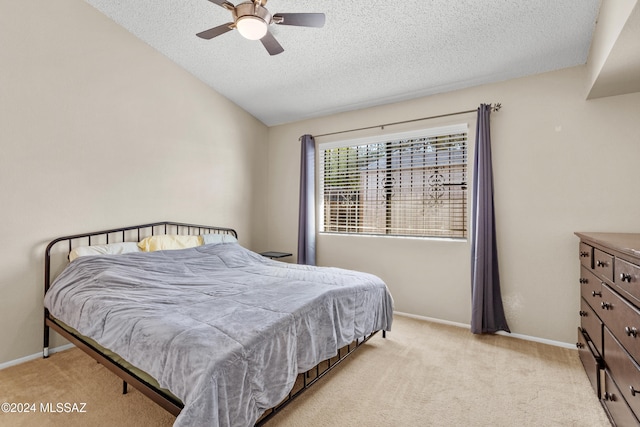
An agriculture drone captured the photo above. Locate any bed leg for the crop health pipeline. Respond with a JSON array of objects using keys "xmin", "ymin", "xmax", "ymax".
[
  {"xmin": 43, "ymin": 320, "xmax": 50, "ymax": 358},
  {"xmin": 123, "ymin": 381, "xmax": 128, "ymax": 395},
  {"xmin": 382, "ymin": 330, "xmax": 386, "ymax": 339}
]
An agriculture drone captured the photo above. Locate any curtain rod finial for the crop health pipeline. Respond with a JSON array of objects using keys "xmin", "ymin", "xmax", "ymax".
[{"xmin": 491, "ymin": 103, "xmax": 502, "ymax": 112}]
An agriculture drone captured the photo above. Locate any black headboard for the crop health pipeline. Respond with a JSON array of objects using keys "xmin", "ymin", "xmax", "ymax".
[{"xmin": 44, "ymin": 221, "xmax": 237, "ymax": 293}]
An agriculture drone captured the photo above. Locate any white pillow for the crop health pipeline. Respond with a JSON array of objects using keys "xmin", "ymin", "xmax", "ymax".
[
  {"xmin": 201, "ymin": 233, "xmax": 238, "ymax": 245},
  {"xmin": 69, "ymin": 242, "xmax": 141, "ymax": 261}
]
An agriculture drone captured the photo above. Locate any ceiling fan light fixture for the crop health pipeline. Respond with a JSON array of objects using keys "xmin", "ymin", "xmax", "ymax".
[{"xmin": 236, "ymin": 16, "xmax": 268, "ymax": 40}]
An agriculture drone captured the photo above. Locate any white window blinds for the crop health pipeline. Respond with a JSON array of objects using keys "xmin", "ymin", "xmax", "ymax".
[{"xmin": 319, "ymin": 124, "xmax": 468, "ymax": 238}]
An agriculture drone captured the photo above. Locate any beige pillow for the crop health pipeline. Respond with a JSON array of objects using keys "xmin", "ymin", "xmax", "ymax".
[{"xmin": 137, "ymin": 235, "xmax": 203, "ymax": 252}]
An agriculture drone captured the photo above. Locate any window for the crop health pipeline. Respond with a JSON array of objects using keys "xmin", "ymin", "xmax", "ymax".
[{"xmin": 319, "ymin": 124, "xmax": 468, "ymax": 239}]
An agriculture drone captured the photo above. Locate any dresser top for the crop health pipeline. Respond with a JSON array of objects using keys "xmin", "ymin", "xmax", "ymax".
[{"xmin": 576, "ymin": 232, "xmax": 640, "ymax": 260}]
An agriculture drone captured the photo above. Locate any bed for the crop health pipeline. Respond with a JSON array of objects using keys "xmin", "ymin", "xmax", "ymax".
[{"xmin": 43, "ymin": 221, "xmax": 393, "ymax": 426}]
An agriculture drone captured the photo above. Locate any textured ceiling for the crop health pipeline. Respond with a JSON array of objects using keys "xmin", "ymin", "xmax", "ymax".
[{"xmin": 85, "ymin": 0, "xmax": 601, "ymax": 126}]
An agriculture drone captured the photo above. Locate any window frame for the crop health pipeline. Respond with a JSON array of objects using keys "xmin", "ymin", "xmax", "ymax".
[{"xmin": 318, "ymin": 123, "xmax": 469, "ymax": 240}]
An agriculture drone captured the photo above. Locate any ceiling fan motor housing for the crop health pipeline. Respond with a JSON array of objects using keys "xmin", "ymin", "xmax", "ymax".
[{"xmin": 236, "ymin": 2, "xmax": 272, "ymax": 25}]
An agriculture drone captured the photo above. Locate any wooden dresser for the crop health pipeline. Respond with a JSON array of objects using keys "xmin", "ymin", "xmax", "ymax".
[{"xmin": 576, "ymin": 232, "xmax": 640, "ymax": 426}]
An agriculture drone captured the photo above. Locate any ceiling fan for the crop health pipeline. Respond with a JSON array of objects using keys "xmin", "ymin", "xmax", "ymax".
[{"xmin": 196, "ymin": 0, "xmax": 325, "ymax": 56}]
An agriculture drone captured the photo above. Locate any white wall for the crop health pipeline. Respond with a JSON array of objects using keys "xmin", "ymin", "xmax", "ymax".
[
  {"xmin": 267, "ymin": 66, "xmax": 640, "ymax": 344},
  {"xmin": 0, "ymin": 0, "xmax": 269, "ymax": 364}
]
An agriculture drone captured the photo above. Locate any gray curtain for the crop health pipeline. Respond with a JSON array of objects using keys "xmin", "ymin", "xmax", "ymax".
[
  {"xmin": 470, "ymin": 104, "xmax": 510, "ymax": 334},
  {"xmin": 297, "ymin": 134, "xmax": 316, "ymax": 265}
]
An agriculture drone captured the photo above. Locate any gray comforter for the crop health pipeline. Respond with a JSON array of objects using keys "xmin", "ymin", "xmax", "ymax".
[{"xmin": 44, "ymin": 242, "xmax": 393, "ymax": 427}]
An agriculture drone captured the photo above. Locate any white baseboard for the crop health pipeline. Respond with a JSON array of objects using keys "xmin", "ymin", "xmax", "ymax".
[
  {"xmin": 394, "ymin": 311, "xmax": 576, "ymax": 350},
  {"xmin": 0, "ymin": 343, "xmax": 74, "ymax": 371}
]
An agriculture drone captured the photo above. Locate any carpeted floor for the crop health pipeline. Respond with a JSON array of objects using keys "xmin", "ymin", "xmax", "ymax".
[{"xmin": 0, "ymin": 315, "xmax": 611, "ymax": 426}]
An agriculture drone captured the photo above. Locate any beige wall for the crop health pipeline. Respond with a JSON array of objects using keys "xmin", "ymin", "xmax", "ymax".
[
  {"xmin": 0, "ymin": 0, "xmax": 269, "ymax": 364},
  {"xmin": 2, "ymin": 0, "xmax": 640, "ymax": 366},
  {"xmin": 587, "ymin": 0, "xmax": 639, "ymax": 98},
  {"xmin": 267, "ymin": 66, "xmax": 640, "ymax": 344}
]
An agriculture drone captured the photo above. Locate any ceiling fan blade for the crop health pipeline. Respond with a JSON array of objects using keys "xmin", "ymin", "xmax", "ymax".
[
  {"xmin": 196, "ymin": 23, "xmax": 234, "ymax": 39},
  {"xmin": 273, "ymin": 13, "xmax": 325, "ymax": 28},
  {"xmin": 260, "ymin": 31, "xmax": 284, "ymax": 56},
  {"xmin": 206, "ymin": 0, "xmax": 235, "ymax": 11}
]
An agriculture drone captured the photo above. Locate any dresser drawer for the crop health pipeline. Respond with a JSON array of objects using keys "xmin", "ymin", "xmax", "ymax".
[
  {"xmin": 580, "ymin": 242, "xmax": 593, "ymax": 269},
  {"xmin": 581, "ymin": 297, "xmax": 603, "ymax": 356},
  {"xmin": 605, "ymin": 327, "xmax": 640, "ymax": 418},
  {"xmin": 594, "ymin": 248, "xmax": 614, "ymax": 283},
  {"xmin": 617, "ymin": 258, "xmax": 640, "ymax": 307},
  {"xmin": 600, "ymin": 285, "xmax": 640, "ymax": 362},
  {"xmin": 578, "ymin": 327, "xmax": 601, "ymax": 397},
  {"xmin": 581, "ymin": 265, "xmax": 603, "ymax": 309},
  {"xmin": 603, "ymin": 369, "xmax": 640, "ymax": 427}
]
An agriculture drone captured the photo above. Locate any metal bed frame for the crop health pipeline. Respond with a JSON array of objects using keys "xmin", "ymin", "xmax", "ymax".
[{"xmin": 43, "ymin": 221, "xmax": 383, "ymax": 426}]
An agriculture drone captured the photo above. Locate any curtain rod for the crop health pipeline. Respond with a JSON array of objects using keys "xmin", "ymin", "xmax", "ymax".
[{"xmin": 311, "ymin": 103, "xmax": 502, "ymax": 139}]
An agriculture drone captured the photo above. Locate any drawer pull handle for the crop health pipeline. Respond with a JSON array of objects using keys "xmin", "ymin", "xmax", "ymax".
[
  {"xmin": 604, "ymin": 392, "xmax": 616, "ymax": 401},
  {"xmin": 631, "ymin": 386, "xmax": 640, "ymax": 397},
  {"xmin": 591, "ymin": 291, "xmax": 602, "ymax": 297},
  {"xmin": 620, "ymin": 273, "xmax": 632, "ymax": 283},
  {"xmin": 576, "ymin": 342, "xmax": 585, "ymax": 349},
  {"xmin": 601, "ymin": 302, "xmax": 612, "ymax": 310},
  {"xmin": 596, "ymin": 260, "xmax": 608, "ymax": 268},
  {"xmin": 579, "ymin": 310, "xmax": 588, "ymax": 317},
  {"xmin": 625, "ymin": 326, "xmax": 638, "ymax": 338},
  {"xmin": 579, "ymin": 278, "xmax": 588, "ymax": 284},
  {"xmin": 580, "ymin": 251, "xmax": 589, "ymax": 258}
]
